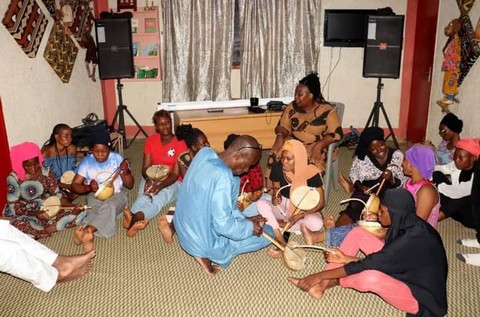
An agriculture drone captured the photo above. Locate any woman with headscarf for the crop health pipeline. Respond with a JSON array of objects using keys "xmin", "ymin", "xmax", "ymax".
[
  {"xmin": 433, "ymin": 138, "xmax": 480, "ymax": 226},
  {"xmin": 267, "ymin": 72, "xmax": 343, "ymax": 182},
  {"xmin": 335, "ymin": 127, "xmax": 406, "ymax": 226},
  {"xmin": 257, "ymin": 139, "xmax": 325, "ymax": 246},
  {"xmin": 3, "ymin": 142, "xmax": 87, "ymax": 239},
  {"xmin": 435, "ymin": 113, "xmax": 463, "ymax": 165},
  {"xmin": 71, "ymin": 126, "xmax": 134, "ymax": 252},
  {"xmin": 402, "ymin": 145, "xmax": 440, "ymax": 228},
  {"xmin": 290, "ymin": 188, "xmax": 448, "ymax": 317}
]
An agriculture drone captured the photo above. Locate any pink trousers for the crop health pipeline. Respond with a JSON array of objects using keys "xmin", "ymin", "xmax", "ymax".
[
  {"xmin": 256, "ymin": 198, "xmax": 323, "ymax": 232},
  {"xmin": 326, "ymin": 227, "xmax": 419, "ymax": 314}
]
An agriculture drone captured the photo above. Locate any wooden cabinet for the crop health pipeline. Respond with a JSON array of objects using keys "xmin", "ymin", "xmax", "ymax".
[
  {"xmin": 174, "ymin": 108, "xmax": 282, "ymax": 152},
  {"xmin": 124, "ymin": 6, "xmax": 161, "ymax": 81}
]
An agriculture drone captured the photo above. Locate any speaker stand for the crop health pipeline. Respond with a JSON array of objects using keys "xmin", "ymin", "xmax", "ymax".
[
  {"xmin": 364, "ymin": 78, "xmax": 400, "ymax": 149},
  {"xmin": 110, "ymin": 79, "xmax": 148, "ymax": 149}
]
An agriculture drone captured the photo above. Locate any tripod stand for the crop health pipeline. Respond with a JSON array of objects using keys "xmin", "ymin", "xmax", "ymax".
[
  {"xmin": 111, "ymin": 78, "xmax": 148, "ymax": 149},
  {"xmin": 364, "ymin": 78, "xmax": 399, "ymax": 149}
]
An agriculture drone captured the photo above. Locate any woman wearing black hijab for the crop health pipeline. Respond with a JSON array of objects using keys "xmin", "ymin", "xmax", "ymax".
[
  {"xmin": 289, "ymin": 188, "xmax": 448, "ymax": 316},
  {"xmin": 335, "ymin": 126, "xmax": 406, "ymax": 226}
]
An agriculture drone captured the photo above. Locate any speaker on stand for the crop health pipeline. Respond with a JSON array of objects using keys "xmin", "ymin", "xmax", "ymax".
[
  {"xmin": 362, "ymin": 15, "xmax": 404, "ymax": 149},
  {"xmin": 95, "ymin": 15, "xmax": 147, "ymax": 149}
]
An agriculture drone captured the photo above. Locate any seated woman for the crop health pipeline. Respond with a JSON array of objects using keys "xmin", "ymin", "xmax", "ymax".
[
  {"xmin": 224, "ymin": 133, "xmax": 267, "ymax": 218},
  {"xmin": 289, "ymin": 188, "xmax": 448, "ymax": 317},
  {"xmin": 335, "ymin": 127, "xmax": 406, "ymax": 226},
  {"xmin": 41, "ymin": 124, "xmax": 78, "ymax": 201},
  {"xmin": 433, "ymin": 138, "xmax": 480, "ymax": 226},
  {"xmin": 435, "ymin": 112, "xmax": 462, "ymax": 165},
  {"xmin": 123, "ymin": 110, "xmax": 187, "ymax": 237},
  {"xmin": 3, "ymin": 142, "xmax": 86, "ymax": 240},
  {"xmin": 303, "ymin": 144, "xmax": 440, "ymax": 247},
  {"xmin": 257, "ymin": 139, "xmax": 324, "ymax": 246},
  {"xmin": 71, "ymin": 126, "xmax": 134, "ymax": 252},
  {"xmin": 157, "ymin": 124, "xmax": 210, "ymax": 243},
  {"xmin": 267, "ymin": 72, "xmax": 343, "ymax": 190}
]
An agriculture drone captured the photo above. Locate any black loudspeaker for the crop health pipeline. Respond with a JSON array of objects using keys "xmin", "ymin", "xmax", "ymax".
[
  {"xmin": 363, "ymin": 15, "xmax": 404, "ymax": 78},
  {"xmin": 95, "ymin": 18, "xmax": 134, "ymax": 79}
]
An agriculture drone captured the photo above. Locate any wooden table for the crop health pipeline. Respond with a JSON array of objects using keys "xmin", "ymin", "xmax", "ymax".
[{"xmin": 173, "ymin": 107, "xmax": 282, "ymax": 151}]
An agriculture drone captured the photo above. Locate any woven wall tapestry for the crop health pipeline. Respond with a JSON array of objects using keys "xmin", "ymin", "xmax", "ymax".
[
  {"xmin": 40, "ymin": 0, "xmax": 56, "ymax": 15},
  {"xmin": 69, "ymin": 1, "xmax": 94, "ymax": 45},
  {"xmin": 458, "ymin": 14, "xmax": 480, "ymax": 86},
  {"xmin": 2, "ymin": 0, "xmax": 49, "ymax": 58},
  {"xmin": 43, "ymin": 21, "xmax": 78, "ymax": 83}
]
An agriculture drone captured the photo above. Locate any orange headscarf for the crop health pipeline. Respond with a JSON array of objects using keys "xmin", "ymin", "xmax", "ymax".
[{"xmin": 282, "ymin": 140, "xmax": 320, "ymax": 215}]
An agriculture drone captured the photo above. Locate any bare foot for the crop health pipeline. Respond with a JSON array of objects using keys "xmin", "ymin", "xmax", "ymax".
[
  {"xmin": 194, "ymin": 257, "xmax": 221, "ymax": 276},
  {"xmin": 267, "ymin": 247, "xmax": 284, "ymax": 259},
  {"xmin": 74, "ymin": 227, "xmax": 95, "ymax": 252},
  {"xmin": 55, "ymin": 250, "xmax": 96, "ymax": 284},
  {"xmin": 338, "ymin": 173, "xmax": 354, "ymax": 194},
  {"xmin": 127, "ymin": 220, "xmax": 149, "ymax": 237},
  {"xmin": 158, "ymin": 214, "xmax": 175, "ymax": 243},
  {"xmin": 300, "ymin": 224, "xmax": 314, "ymax": 245},
  {"xmin": 288, "ymin": 277, "xmax": 334, "ymax": 300},
  {"xmin": 123, "ymin": 207, "xmax": 132, "ymax": 229},
  {"xmin": 74, "ymin": 226, "xmax": 83, "ymax": 245},
  {"xmin": 324, "ymin": 216, "xmax": 335, "ymax": 229}
]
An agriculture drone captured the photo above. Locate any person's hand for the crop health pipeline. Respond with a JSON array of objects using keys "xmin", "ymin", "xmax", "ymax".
[
  {"xmin": 325, "ymin": 249, "xmax": 347, "ymax": 264},
  {"xmin": 89, "ymin": 179, "xmax": 99, "ymax": 192},
  {"xmin": 144, "ymin": 178, "xmax": 161, "ymax": 196},
  {"xmin": 362, "ymin": 211, "xmax": 378, "ymax": 221},
  {"xmin": 291, "ymin": 273, "xmax": 323, "ymax": 292},
  {"xmin": 120, "ymin": 159, "xmax": 131, "ymax": 175},
  {"xmin": 272, "ymin": 194, "xmax": 282, "ymax": 206},
  {"xmin": 289, "ymin": 212, "xmax": 305, "ymax": 226},
  {"xmin": 249, "ymin": 215, "xmax": 267, "ymax": 237},
  {"xmin": 237, "ymin": 200, "xmax": 245, "ymax": 211},
  {"xmin": 382, "ymin": 169, "xmax": 393, "ymax": 184},
  {"xmin": 36, "ymin": 209, "xmax": 50, "ymax": 220}
]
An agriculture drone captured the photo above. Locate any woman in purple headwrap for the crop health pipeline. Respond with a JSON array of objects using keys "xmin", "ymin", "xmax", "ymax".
[{"xmin": 402, "ymin": 144, "xmax": 440, "ymax": 228}]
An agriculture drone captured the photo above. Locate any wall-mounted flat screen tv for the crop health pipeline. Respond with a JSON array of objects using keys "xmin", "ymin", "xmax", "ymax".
[{"xmin": 323, "ymin": 9, "xmax": 377, "ymax": 47}]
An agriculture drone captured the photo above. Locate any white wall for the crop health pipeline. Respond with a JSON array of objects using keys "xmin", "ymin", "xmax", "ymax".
[
  {"xmin": 426, "ymin": 0, "xmax": 480, "ymax": 144},
  {"xmin": 0, "ymin": 1, "xmax": 103, "ymax": 147}
]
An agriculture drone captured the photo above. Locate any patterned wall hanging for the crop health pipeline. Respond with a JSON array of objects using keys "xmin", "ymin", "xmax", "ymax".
[
  {"xmin": 40, "ymin": 0, "xmax": 56, "ymax": 15},
  {"xmin": 43, "ymin": 21, "xmax": 78, "ymax": 83},
  {"xmin": 69, "ymin": 1, "xmax": 94, "ymax": 45},
  {"xmin": 458, "ymin": 13, "xmax": 480, "ymax": 86},
  {"xmin": 2, "ymin": 0, "xmax": 49, "ymax": 58}
]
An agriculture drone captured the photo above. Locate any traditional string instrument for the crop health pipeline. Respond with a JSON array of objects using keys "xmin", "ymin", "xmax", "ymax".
[
  {"xmin": 41, "ymin": 196, "xmax": 91, "ymax": 218},
  {"xmin": 281, "ymin": 185, "xmax": 321, "ymax": 233},
  {"xmin": 60, "ymin": 170, "xmax": 76, "ymax": 184},
  {"xmin": 144, "ymin": 165, "xmax": 170, "ymax": 199},
  {"xmin": 94, "ymin": 160, "xmax": 128, "ymax": 201}
]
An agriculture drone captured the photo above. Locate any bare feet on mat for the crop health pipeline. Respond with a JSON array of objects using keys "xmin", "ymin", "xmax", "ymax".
[
  {"xmin": 288, "ymin": 277, "xmax": 337, "ymax": 300},
  {"xmin": 127, "ymin": 220, "xmax": 149, "ymax": 237},
  {"xmin": 267, "ymin": 247, "xmax": 283, "ymax": 259},
  {"xmin": 55, "ymin": 250, "xmax": 96, "ymax": 283},
  {"xmin": 323, "ymin": 216, "xmax": 335, "ymax": 229},
  {"xmin": 74, "ymin": 226, "xmax": 95, "ymax": 253},
  {"xmin": 158, "ymin": 214, "xmax": 175, "ymax": 243},
  {"xmin": 195, "ymin": 257, "xmax": 221, "ymax": 276},
  {"xmin": 123, "ymin": 206, "xmax": 132, "ymax": 229}
]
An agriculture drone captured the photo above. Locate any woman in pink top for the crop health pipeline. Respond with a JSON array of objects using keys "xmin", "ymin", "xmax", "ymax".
[{"xmin": 402, "ymin": 144, "xmax": 440, "ymax": 228}]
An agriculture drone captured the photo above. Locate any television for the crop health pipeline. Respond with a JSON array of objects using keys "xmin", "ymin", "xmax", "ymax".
[{"xmin": 323, "ymin": 9, "xmax": 377, "ymax": 47}]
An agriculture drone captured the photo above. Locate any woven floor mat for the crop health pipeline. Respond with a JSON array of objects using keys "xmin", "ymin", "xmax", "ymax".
[{"xmin": 1, "ymin": 143, "xmax": 479, "ymax": 316}]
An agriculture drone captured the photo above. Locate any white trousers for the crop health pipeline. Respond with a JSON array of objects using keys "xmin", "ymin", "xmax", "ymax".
[{"xmin": 0, "ymin": 220, "xmax": 58, "ymax": 292}]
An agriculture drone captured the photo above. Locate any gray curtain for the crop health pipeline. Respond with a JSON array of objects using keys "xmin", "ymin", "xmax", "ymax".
[
  {"xmin": 238, "ymin": 0, "xmax": 322, "ymax": 99},
  {"xmin": 161, "ymin": 0, "xmax": 234, "ymax": 102}
]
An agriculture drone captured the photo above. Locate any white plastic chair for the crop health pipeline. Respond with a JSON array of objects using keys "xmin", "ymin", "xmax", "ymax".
[{"xmin": 323, "ymin": 102, "xmax": 345, "ymax": 206}]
